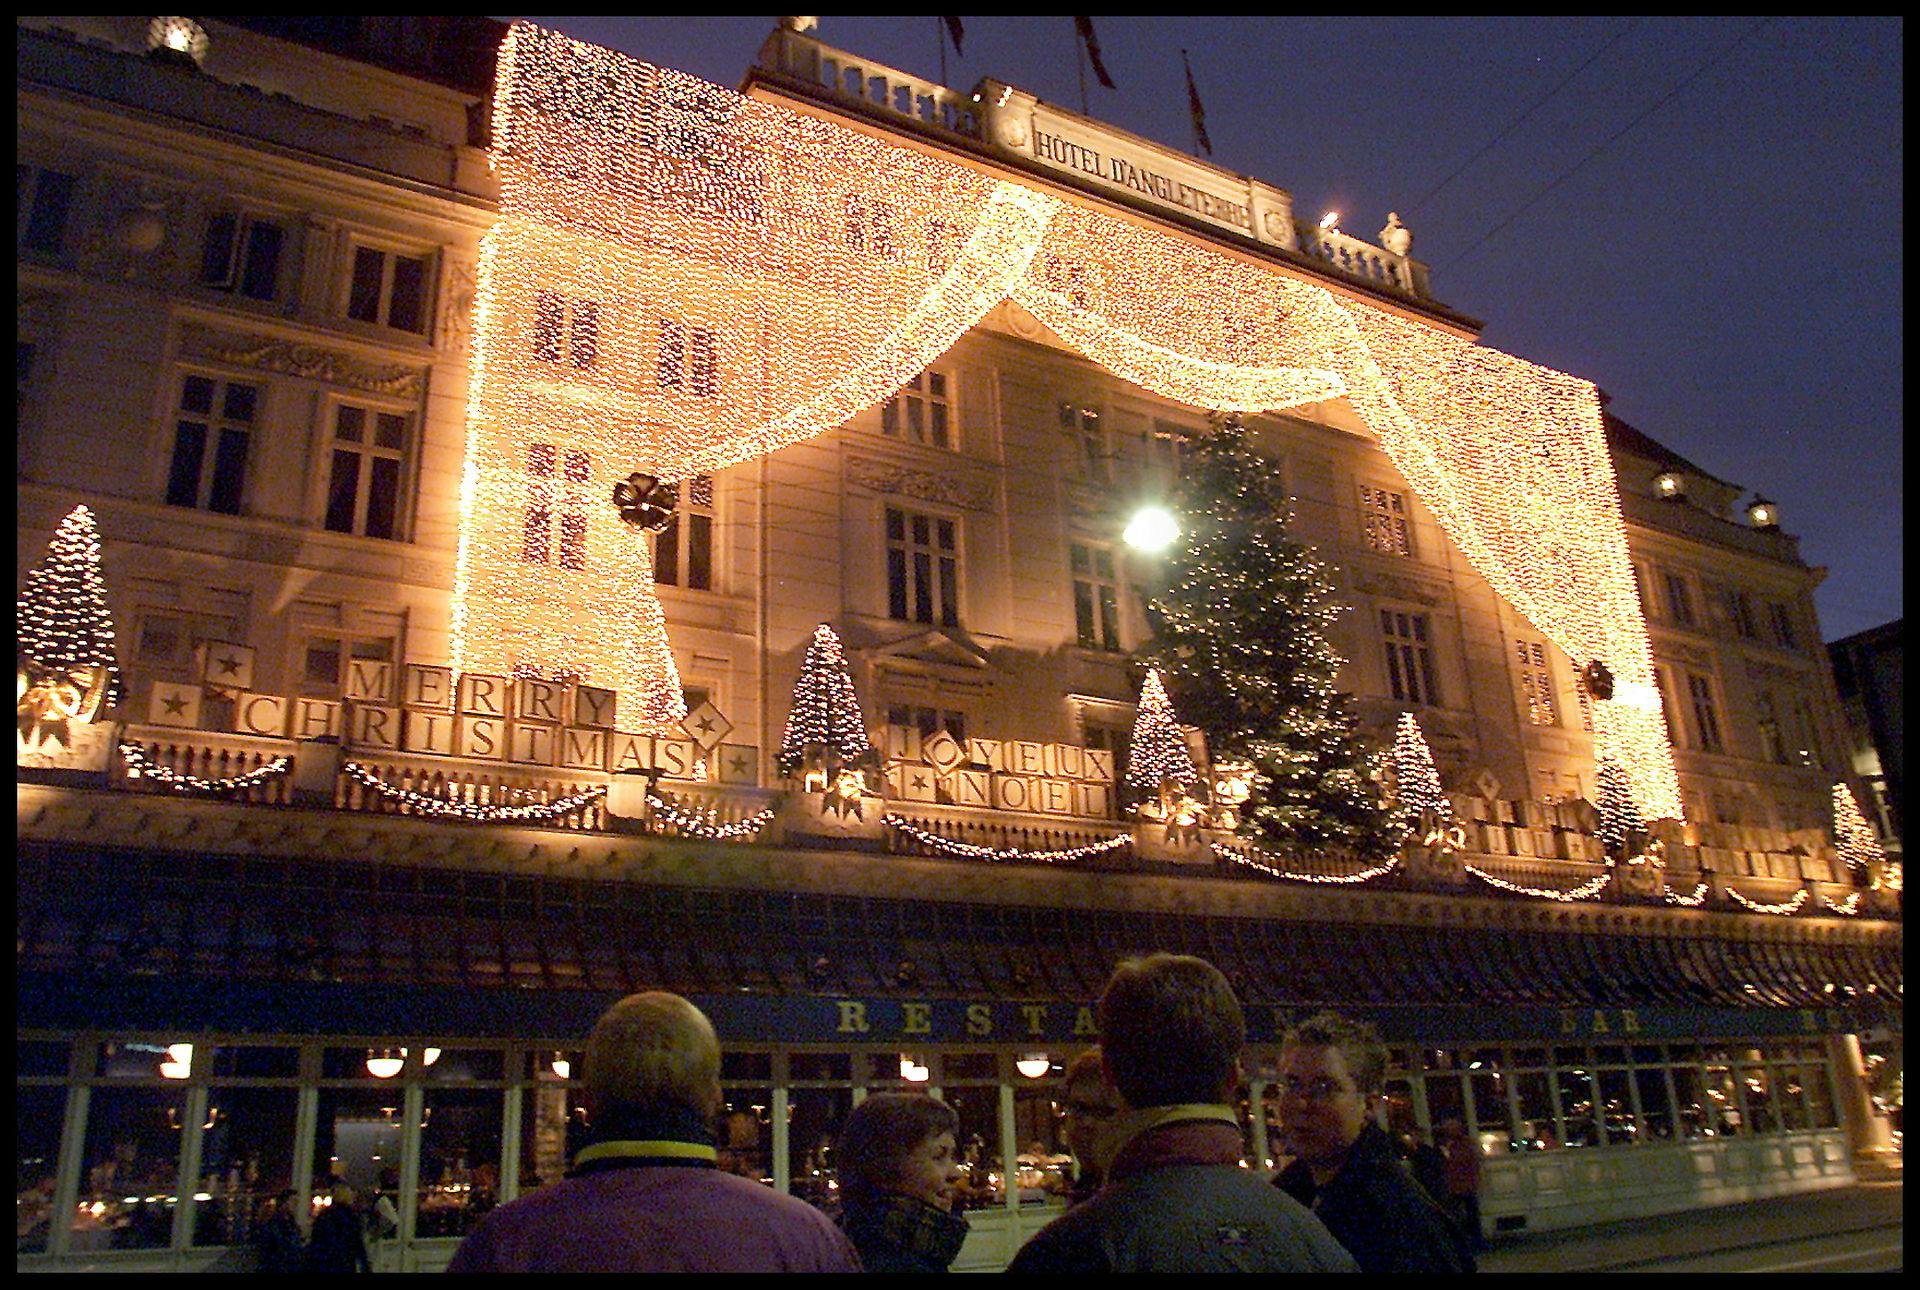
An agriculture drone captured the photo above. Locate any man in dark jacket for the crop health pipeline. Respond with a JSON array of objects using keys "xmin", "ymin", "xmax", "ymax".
[
  {"xmin": 1271, "ymin": 1012, "xmax": 1474, "ymax": 1273},
  {"xmin": 1007, "ymin": 954, "xmax": 1356, "ymax": 1273}
]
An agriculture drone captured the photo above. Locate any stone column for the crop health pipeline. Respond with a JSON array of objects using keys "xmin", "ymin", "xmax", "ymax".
[{"xmin": 1825, "ymin": 1032, "xmax": 1893, "ymax": 1163}]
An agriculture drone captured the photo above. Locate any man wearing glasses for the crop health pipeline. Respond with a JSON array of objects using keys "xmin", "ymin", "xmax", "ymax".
[{"xmin": 1271, "ymin": 1012, "xmax": 1476, "ymax": 1273}]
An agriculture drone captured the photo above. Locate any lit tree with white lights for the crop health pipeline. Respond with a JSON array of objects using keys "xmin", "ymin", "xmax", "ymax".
[
  {"xmin": 1138, "ymin": 415, "xmax": 1397, "ymax": 858},
  {"xmin": 18, "ymin": 504, "xmax": 122, "ymax": 706},
  {"xmin": 1594, "ymin": 757, "xmax": 1646, "ymax": 861},
  {"xmin": 1389, "ymin": 712, "xmax": 1450, "ymax": 842},
  {"xmin": 776, "ymin": 624, "xmax": 875, "ymax": 778},
  {"xmin": 1123, "ymin": 667, "xmax": 1200, "ymax": 804},
  {"xmin": 1831, "ymin": 781, "xmax": 1885, "ymax": 881}
]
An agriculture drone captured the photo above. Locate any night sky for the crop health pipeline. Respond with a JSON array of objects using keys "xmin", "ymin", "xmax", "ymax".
[{"xmin": 510, "ymin": 16, "xmax": 1901, "ymax": 640}]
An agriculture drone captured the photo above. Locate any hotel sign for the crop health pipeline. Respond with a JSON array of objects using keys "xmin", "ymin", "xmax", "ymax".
[{"xmin": 976, "ymin": 80, "xmax": 1299, "ymax": 251}]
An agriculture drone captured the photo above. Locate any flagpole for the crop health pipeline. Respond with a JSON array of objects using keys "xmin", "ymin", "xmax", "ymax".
[
  {"xmin": 1076, "ymin": 18, "xmax": 1088, "ymax": 114},
  {"xmin": 937, "ymin": 16, "xmax": 947, "ymax": 86},
  {"xmin": 1183, "ymin": 49, "xmax": 1196, "ymax": 156}
]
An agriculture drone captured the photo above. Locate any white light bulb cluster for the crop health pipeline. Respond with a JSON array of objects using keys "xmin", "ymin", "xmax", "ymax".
[
  {"xmin": 1661, "ymin": 881, "xmax": 1709, "ymax": 907},
  {"xmin": 776, "ymin": 624, "xmax": 874, "ymax": 776},
  {"xmin": 1829, "ymin": 782, "xmax": 1886, "ymax": 879},
  {"xmin": 457, "ymin": 22, "xmax": 1684, "ymax": 822},
  {"xmin": 1212, "ymin": 842, "xmax": 1402, "ymax": 884},
  {"xmin": 645, "ymin": 793, "xmax": 775, "ymax": 839},
  {"xmin": 1463, "ymin": 862, "xmax": 1614, "ymax": 903},
  {"xmin": 1724, "ymin": 887, "xmax": 1810, "ymax": 917},
  {"xmin": 343, "ymin": 760, "xmax": 606, "ymax": 823},
  {"xmin": 884, "ymin": 814, "xmax": 1132, "ymax": 864},
  {"xmin": 1123, "ymin": 669, "xmax": 1200, "ymax": 795},
  {"xmin": 120, "ymin": 743, "xmax": 290, "ymax": 794}
]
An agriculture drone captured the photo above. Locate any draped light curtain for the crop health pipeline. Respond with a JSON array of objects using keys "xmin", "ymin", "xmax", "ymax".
[{"xmin": 454, "ymin": 21, "xmax": 1680, "ymax": 819}]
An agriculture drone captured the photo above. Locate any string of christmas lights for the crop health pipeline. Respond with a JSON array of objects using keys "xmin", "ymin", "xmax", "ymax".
[
  {"xmin": 1594, "ymin": 758, "xmax": 1645, "ymax": 859},
  {"xmin": 646, "ymin": 793, "xmax": 775, "ymax": 839},
  {"xmin": 1821, "ymin": 891, "xmax": 1863, "ymax": 916},
  {"xmin": 884, "ymin": 814, "xmax": 1132, "ymax": 864},
  {"xmin": 19, "ymin": 504, "xmax": 122, "ymax": 708},
  {"xmin": 461, "ymin": 22, "xmax": 1683, "ymax": 818},
  {"xmin": 120, "ymin": 743, "xmax": 290, "ymax": 794},
  {"xmin": 343, "ymin": 761, "xmax": 607, "ymax": 823},
  {"xmin": 1829, "ymin": 782, "xmax": 1885, "ymax": 879},
  {"xmin": 1724, "ymin": 886, "xmax": 1810, "ymax": 917},
  {"xmin": 1212, "ymin": 841, "xmax": 1401, "ymax": 884},
  {"xmin": 1662, "ymin": 881, "xmax": 1710, "ymax": 907},
  {"xmin": 1463, "ymin": 862, "xmax": 1613, "ymax": 903},
  {"xmin": 1388, "ymin": 713, "xmax": 1451, "ymax": 842},
  {"xmin": 776, "ymin": 624, "xmax": 874, "ymax": 776}
]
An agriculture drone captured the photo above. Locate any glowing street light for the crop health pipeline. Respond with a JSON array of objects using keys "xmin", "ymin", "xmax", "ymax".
[{"xmin": 1123, "ymin": 505, "xmax": 1180, "ymax": 553}]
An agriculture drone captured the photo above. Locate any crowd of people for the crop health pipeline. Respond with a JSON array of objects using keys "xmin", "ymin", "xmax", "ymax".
[{"xmin": 442, "ymin": 954, "xmax": 1484, "ymax": 1273}]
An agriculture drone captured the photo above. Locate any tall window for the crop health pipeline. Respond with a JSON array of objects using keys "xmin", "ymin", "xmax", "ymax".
[
  {"xmin": 1710, "ymin": 584, "xmax": 1757, "ymax": 639},
  {"xmin": 657, "ymin": 320, "xmax": 717, "ymax": 396},
  {"xmin": 1653, "ymin": 665, "xmax": 1682, "ymax": 744},
  {"xmin": 1061, "ymin": 403, "xmax": 1107, "ymax": 485},
  {"xmin": 1380, "ymin": 609, "xmax": 1439, "ymax": 706},
  {"xmin": 1685, "ymin": 671, "xmax": 1723, "ymax": 753},
  {"xmin": 886, "ymin": 506, "xmax": 959, "ymax": 626},
  {"xmin": 1515, "ymin": 640, "xmax": 1557, "ymax": 726},
  {"xmin": 200, "ymin": 213, "xmax": 285, "ymax": 301},
  {"xmin": 1359, "ymin": 485, "xmax": 1413, "ymax": 557},
  {"xmin": 1767, "ymin": 601, "xmax": 1799, "ymax": 649},
  {"xmin": 653, "ymin": 475, "xmax": 713, "ymax": 591},
  {"xmin": 1662, "ymin": 571, "xmax": 1695, "ymax": 627},
  {"xmin": 1754, "ymin": 690, "xmax": 1786, "ymax": 764},
  {"xmin": 345, "ymin": 243, "xmax": 430, "ymax": 334},
  {"xmin": 522, "ymin": 444, "xmax": 590, "ymax": 570},
  {"xmin": 1790, "ymin": 698, "xmax": 1823, "ymax": 768},
  {"xmin": 17, "ymin": 165, "xmax": 76, "ymax": 256},
  {"xmin": 1083, "ymin": 719, "xmax": 1131, "ymax": 785},
  {"xmin": 323, "ymin": 403, "xmax": 408, "ymax": 540},
  {"xmin": 534, "ymin": 291, "xmax": 600, "ymax": 368},
  {"xmin": 165, "ymin": 374, "xmax": 258, "ymax": 514},
  {"xmin": 1070, "ymin": 543, "xmax": 1122, "ymax": 651},
  {"xmin": 881, "ymin": 369, "xmax": 951, "ymax": 448},
  {"xmin": 1631, "ymin": 563, "xmax": 1655, "ymax": 617}
]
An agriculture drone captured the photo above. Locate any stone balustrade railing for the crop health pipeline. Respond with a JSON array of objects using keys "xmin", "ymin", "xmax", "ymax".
[
  {"xmin": 1294, "ymin": 222, "xmax": 1430, "ymax": 299},
  {"xmin": 756, "ymin": 27, "xmax": 981, "ymax": 137}
]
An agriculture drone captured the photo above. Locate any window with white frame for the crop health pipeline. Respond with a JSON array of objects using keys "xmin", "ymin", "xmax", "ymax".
[
  {"xmin": 533, "ymin": 290, "xmax": 600, "ymax": 368},
  {"xmin": 164, "ymin": 373, "xmax": 258, "ymax": 515},
  {"xmin": 323, "ymin": 402, "xmax": 409, "ymax": 540},
  {"xmin": 199, "ymin": 212, "xmax": 286, "ymax": 302},
  {"xmin": 1359, "ymin": 484, "xmax": 1413, "ymax": 557},
  {"xmin": 1061, "ymin": 402, "xmax": 1107, "ymax": 485},
  {"xmin": 1515, "ymin": 640, "xmax": 1557, "ymax": 726},
  {"xmin": 17, "ymin": 165, "xmax": 77, "ymax": 256},
  {"xmin": 886, "ymin": 506, "xmax": 960, "ymax": 627},
  {"xmin": 1685, "ymin": 670, "xmax": 1723, "ymax": 753},
  {"xmin": 1380, "ymin": 609, "xmax": 1439, "ymax": 706},
  {"xmin": 886, "ymin": 703, "xmax": 967, "ymax": 748},
  {"xmin": 653, "ymin": 474, "xmax": 713, "ymax": 591},
  {"xmin": 345, "ymin": 242, "xmax": 431, "ymax": 334},
  {"xmin": 881, "ymin": 369, "xmax": 952, "ymax": 449},
  {"xmin": 521, "ymin": 444, "xmax": 590, "ymax": 571},
  {"xmin": 1070, "ymin": 542, "xmax": 1123, "ymax": 652}
]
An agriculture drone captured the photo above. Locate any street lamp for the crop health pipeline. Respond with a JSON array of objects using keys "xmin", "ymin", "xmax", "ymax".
[{"xmin": 1123, "ymin": 505, "xmax": 1179, "ymax": 553}]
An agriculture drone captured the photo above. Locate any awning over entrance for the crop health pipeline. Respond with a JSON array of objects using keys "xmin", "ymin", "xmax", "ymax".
[{"xmin": 18, "ymin": 843, "xmax": 1898, "ymax": 1044}]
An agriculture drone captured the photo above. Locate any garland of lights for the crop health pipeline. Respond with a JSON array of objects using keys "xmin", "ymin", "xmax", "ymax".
[
  {"xmin": 1212, "ymin": 841, "xmax": 1401, "ymax": 884},
  {"xmin": 1662, "ymin": 880, "xmax": 1710, "ymax": 907},
  {"xmin": 120, "ymin": 742, "xmax": 290, "ymax": 794},
  {"xmin": 1821, "ymin": 891, "xmax": 1863, "ymax": 916},
  {"xmin": 343, "ymin": 760, "xmax": 607, "ymax": 822},
  {"xmin": 1724, "ymin": 886, "xmax": 1811, "ymax": 917},
  {"xmin": 884, "ymin": 814, "xmax": 1132, "ymax": 864},
  {"xmin": 460, "ymin": 22, "xmax": 1682, "ymax": 818},
  {"xmin": 1464, "ymin": 862, "xmax": 1613, "ymax": 903},
  {"xmin": 646, "ymin": 793, "xmax": 775, "ymax": 840}
]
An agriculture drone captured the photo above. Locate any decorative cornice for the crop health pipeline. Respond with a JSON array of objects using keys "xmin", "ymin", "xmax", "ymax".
[
  {"xmin": 847, "ymin": 455, "xmax": 994, "ymax": 512},
  {"xmin": 179, "ymin": 323, "xmax": 425, "ymax": 397}
]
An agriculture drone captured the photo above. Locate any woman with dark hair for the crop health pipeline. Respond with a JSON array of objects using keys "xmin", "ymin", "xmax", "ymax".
[{"xmin": 835, "ymin": 1092, "xmax": 969, "ymax": 1272}]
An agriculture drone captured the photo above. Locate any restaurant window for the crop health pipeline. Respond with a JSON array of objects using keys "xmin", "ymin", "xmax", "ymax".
[
  {"xmin": 165, "ymin": 373, "xmax": 258, "ymax": 515},
  {"xmin": 942, "ymin": 1057, "xmax": 1006, "ymax": 1214},
  {"xmin": 415, "ymin": 1086, "xmax": 504, "ymax": 1239},
  {"xmin": 1685, "ymin": 671, "xmax": 1724, "ymax": 753},
  {"xmin": 73, "ymin": 1086, "xmax": 186, "ymax": 1250},
  {"xmin": 199, "ymin": 211, "xmax": 286, "ymax": 302},
  {"xmin": 1596, "ymin": 1067, "xmax": 1636, "ymax": 1145},
  {"xmin": 1662, "ymin": 570, "xmax": 1696, "ymax": 627},
  {"xmin": 1512, "ymin": 1070, "xmax": 1558, "ymax": 1150},
  {"xmin": 522, "ymin": 444, "xmax": 591, "ymax": 570},
  {"xmin": 324, "ymin": 402, "xmax": 409, "ymax": 540},
  {"xmin": 517, "ymin": 1061, "xmax": 587, "ymax": 1197},
  {"xmin": 533, "ymin": 290, "xmax": 600, "ymax": 368},
  {"xmin": 1014, "ymin": 1069, "xmax": 1071, "ymax": 1203},
  {"xmin": 1633, "ymin": 1067, "xmax": 1677, "ymax": 1142},
  {"xmin": 190, "ymin": 1087, "xmax": 301, "ymax": 1247},
  {"xmin": 1381, "ymin": 609, "xmax": 1440, "ymax": 707},
  {"xmin": 17, "ymin": 164, "xmax": 77, "ymax": 256},
  {"xmin": 1070, "ymin": 542, "xmax": 1122, "ymax": 651},
  {"xmin": 345, "ymin": 242, "xmax": 430, "ymax": 335},
  {"xmin": 1060, "ymin": 403, "xmax": 1108, "ymax": 485},
  {"xmin": 1359, "ymin": 484, "xmax": 1413, "ymax": 557},
  {"xmin": 885, "ymin": 506, "xmax": 960, "ymax": 626},
  {"xmin": 881, "ymin": 368, "xmax": 951, "ymax": 449},
  {"xmin": 718, "ymin": 1084, "xmax": 775, "ymax": 1188},
  {"xmin": 1515, "ymin": 640, "xmax": 1557, "ymax": 726},
  {"xmin": 313, "ymin": 1088, "xmax": 405, "ymax": 1218},
  {"xmin": 16, "ymin": 1082, "xmax": 66, "ymax": 1254},
  {"xmin": 1468, "ymin": 1069, "xmax": 1510, "ymax": 1152},
  {"xmin": 652, "ymin": 474, "xmax": 714, "ymax": 590}
]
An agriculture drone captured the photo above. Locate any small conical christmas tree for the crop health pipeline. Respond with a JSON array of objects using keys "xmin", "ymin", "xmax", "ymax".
[
  {"xmin": 1137, "ymin": 415, "xmax": 1397, "ymax": 858},
  {"xmin": 18, "ymin": 504, "xmax": 121, "ymax": 706},
  {"xmin": 1389, "ymin": 712, "xmax": 1449, "ymax": 841},
  {"xmin": 1123, "ymin": 668, "xmax": 1200, "ymax": 800},
  {"xmin": 776, "ymin": 624, "xmax": 874, "ymax": 777},
  {"xmin": 1831, "ymin": 782, "xmax": 1885, "ymax": 879},
  {"xmin": 1595, "ymin": 758, "xmax": 1646, "ymax": 860}
]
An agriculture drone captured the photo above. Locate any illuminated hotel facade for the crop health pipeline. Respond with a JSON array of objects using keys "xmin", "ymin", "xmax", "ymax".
[{"xmin": 17, "ymin": 16, "xmax": 1900, "ymax": 1272}]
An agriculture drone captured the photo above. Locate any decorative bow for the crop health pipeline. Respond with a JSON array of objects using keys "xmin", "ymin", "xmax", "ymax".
[
  {"xmin": 612, "ymin": 472, "xmax": 678, "ymax": 533},
  {"xmin": 17, "ymin": 661, "xmax": 112, "ymax": 750}
]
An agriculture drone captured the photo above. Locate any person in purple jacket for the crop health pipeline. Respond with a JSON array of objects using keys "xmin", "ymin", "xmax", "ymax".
[{"xmin": 447, "ymin": 992, "xmax": 862, "ymax": 1273}]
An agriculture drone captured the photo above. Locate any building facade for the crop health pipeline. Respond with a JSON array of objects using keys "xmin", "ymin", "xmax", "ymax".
[
  {"xmin": 1828, "ymin": 619, "xmax": 1902, "ymax": 861},
  {"xmin": 17, "ymin": 16, "xmax": 1901, "ymax": 1272}
]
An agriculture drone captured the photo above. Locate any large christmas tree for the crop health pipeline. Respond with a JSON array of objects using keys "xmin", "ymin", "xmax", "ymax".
[
  {"xmin": 18, "ymin": 504, "xmax": 122, "ymax": 706},
  {"xmin": 1122, "ymin": 667, "xmax": 1200, "ymax": 801},
  {"xmin": 775, "ymin": 624, "xmax": 875, "ymax": 777},
  {"xmin": 1137, "ymin": 415, "xmax": 1397, "ymax": 858}
]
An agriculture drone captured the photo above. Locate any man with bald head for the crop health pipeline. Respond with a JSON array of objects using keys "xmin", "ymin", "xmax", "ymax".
[{"xmin": 449, "ymin": 991, "xmax": 861, "ymax": 1272}]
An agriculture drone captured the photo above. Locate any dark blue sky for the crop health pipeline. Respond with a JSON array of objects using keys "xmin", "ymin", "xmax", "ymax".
[{"xmin": 512, "ymin": 16, "xmax": 1901, "ymax": 640}]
